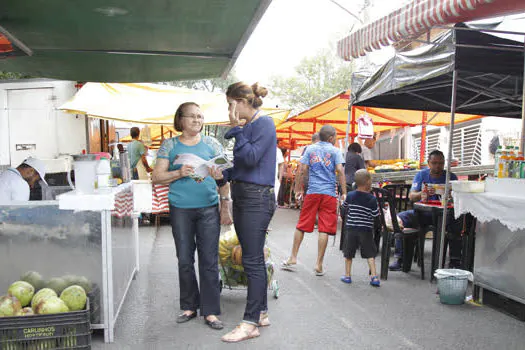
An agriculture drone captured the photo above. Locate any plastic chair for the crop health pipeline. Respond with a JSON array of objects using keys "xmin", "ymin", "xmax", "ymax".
[
  {"xmin": 373, "ymin": 188, "xmax": 424, "ymax": 280},
  {"xmin": 382, "ymin": 184, "xmax": 412, "ymax": 212}
]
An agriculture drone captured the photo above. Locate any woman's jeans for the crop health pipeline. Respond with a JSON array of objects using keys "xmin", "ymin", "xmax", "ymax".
[
  {"xmin": 170, "ymin": 204, "xmax": 221, "ymax": 316},
  {"xmin": 231, "ymin": 182, "xmax": 276, "ymax": 325}
]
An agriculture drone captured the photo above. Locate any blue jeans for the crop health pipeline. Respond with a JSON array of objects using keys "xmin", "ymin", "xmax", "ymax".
[
  {"xmin": 170, "ymin": 204, "xmax": 221, "ymax": 316},
  {"xmin": 231, "ymin": 182, "xmax": 276, "ymax": 325},
  {"xmin": 395, "ymin": 210, "xmax": 463, "ymax": 262}
]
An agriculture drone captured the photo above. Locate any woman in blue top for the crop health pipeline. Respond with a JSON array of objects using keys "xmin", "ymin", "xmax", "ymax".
[
  {"xmin": 152, "ymin": 102, "xmax": 231, "ymax": 331},
  {"xmin": 219, "ymin": 83, "xmax": 277, "ymax": 343}
]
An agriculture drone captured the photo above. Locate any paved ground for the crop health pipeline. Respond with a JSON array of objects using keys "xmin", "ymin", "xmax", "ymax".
[{"xmin": 93, "ymin": 208, "xmax": 525, "ymax": 349}]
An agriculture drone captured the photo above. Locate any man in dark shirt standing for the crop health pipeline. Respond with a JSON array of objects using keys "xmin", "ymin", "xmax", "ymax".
[{"xmin": 344, "ymin": 142, "xmax": 365, "ymax": 193}]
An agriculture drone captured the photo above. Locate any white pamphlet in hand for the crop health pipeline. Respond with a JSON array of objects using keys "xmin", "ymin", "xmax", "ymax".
[{"xmin": 173, "ymin": 153, "xmax": 232, "ymax": 182}]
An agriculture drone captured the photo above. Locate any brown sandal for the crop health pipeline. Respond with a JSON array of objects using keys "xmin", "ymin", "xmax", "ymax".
[{"xmin": 221, "ymin": 323, "xmax": 260, "ymax": 343}]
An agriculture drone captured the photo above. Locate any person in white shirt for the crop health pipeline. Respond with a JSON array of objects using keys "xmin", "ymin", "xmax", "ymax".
[
  {"xmin": 275, "ymin": 147, "xmax": 285, "ymax": 201},
  {"xmin": 360, "ymin": 135, "xmax": 377, "ymax": 168},
  {"xmin": 0, "ymin": 157, "xmax": 47, "ymax": 203}
]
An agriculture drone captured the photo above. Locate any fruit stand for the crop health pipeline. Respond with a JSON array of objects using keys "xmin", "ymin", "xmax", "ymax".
[
  {"xmin": 371, "ymin": 164, "xmax": 494, "ymax": 183},
  {"xmin": 0, "ymin": 183, "xmax": 138, "ymax": 343}
]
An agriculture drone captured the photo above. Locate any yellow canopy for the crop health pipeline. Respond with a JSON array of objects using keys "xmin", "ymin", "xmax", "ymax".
[
  {"xmin": 59, "ymin": 82, "xmax": 291, "ymax": 126},
  {"xmin": 120, "ymin": 125, "xmax": 178, "ymax": 145},
  {"xmin": 276, "ymin": 90, "xmax": 483, "ymax": 149}
]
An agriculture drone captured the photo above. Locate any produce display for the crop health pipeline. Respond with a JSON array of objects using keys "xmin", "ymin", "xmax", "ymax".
[
  {"xmin": 0, "ymin": 271, "xmax": 91, "ymax": 317},
  {"xmin": 218, "ymin": 229, "xmax": 274, "ymax": 288},
  {"xmin": 0, "ymin": 272, "xmax": 92, "ymax": 349},
  {"xmin": 373, "ymin": 159, "xmax": 419, "ymax": 173}
]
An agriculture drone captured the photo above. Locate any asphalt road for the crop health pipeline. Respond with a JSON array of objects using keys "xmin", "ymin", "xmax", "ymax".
[{"xmin": 93, "ymin": 208, "xmax": 525, "ymax": 350}]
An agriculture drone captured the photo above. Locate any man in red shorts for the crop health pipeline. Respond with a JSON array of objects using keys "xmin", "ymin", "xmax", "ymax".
[{"xmin": 281, "ymin": 125, "xmax": 346, "ymax": 275}]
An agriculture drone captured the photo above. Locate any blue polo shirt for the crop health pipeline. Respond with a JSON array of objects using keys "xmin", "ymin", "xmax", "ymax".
[
  {"xmin": 157, "ymin": 136, "xmax": 223, "ymax": 208},
  {"xmin": 411, "ymin": 168, "xmax": 458, "ymax": 201},
  {"xmin": 300, "ymin": 141, "xmax": 344, "ymax": 197},
  {"xmin": 223, "ymin": 116, "xmax": 276, "ymax": 187}
]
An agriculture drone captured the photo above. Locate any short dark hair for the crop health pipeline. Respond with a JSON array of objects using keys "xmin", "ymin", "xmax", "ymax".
[
  {"xmin": 174, "ymin": 102, "xmax": 201, "ymax": 132},
  {"xmin": 311, "ymin": 133, "xmax": 320, "ymax": 143},
  {"xmin": 428, "ymin": 150, "xmax": 445, "ymax": 160},
  {"xmin": 130, "ymin": 127, "xmax": 140, "ymax": 139},
  {"xmin": 348, "ymin": 142, "xmax": 362, "ymax": 153},
  {"xmin": 319, "ymin": 125, "xmax": 336, "ymax": 142}
]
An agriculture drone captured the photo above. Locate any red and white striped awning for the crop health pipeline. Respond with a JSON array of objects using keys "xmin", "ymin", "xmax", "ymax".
[{"xmin": 338, "ymin": 0, "xmax": 525, "ymax": 60}]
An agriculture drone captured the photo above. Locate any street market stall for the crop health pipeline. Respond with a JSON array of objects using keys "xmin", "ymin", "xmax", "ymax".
[
  {"xmin": 453, "ymin": 178, "xmax": 525, "ymax": 319},
  {"xmin": 342, "ymin": 13, "xmax": 525, "ymax": 313},
  {"xmin": 0, "ymin": 184, "xmax": 138, "ymax": 343}
]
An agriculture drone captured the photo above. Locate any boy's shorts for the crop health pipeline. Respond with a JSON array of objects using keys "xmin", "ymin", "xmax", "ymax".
[
  {"xmin": 296, "ymin": 194, "xmax": 337, "ymax": 235},
  {"xmin": 343, "ymin": 228, "xmax": 377, "ymax": 259}
]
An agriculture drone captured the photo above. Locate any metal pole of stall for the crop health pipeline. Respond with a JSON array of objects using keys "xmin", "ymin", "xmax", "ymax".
[
  {"xmin": 520, "ymin": 40, "xmax": 525, "ymax": 152},
  {"xmin": 420, "ymin": 111, "xmax": 428, "ymax": 166},
  {"xmin": 438, "ymin": 69, "xmax": 459, "ymax": 273},
  {"xmin": 345, "ymin": 100, "xmax": 354, "ymax": 149}
]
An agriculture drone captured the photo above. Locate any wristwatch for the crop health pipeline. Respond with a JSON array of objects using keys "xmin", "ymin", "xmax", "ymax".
[{"xmin": 220, "ymin": 196, "xmax": 231, "ymax": 201}]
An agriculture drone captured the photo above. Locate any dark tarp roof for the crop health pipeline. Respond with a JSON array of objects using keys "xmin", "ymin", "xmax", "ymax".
[
  {"xmin": 352, "ymin": 18, "xmax": 525, "ymax": 118},
  {"xmin": 0, "ymin": 0, "xmax": 271, "ymax": 82}
]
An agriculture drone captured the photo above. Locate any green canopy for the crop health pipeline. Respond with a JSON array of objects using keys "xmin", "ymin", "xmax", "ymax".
[{"xmin": 0, "ymin": 0, "xmax": 271, "ymax": 82}]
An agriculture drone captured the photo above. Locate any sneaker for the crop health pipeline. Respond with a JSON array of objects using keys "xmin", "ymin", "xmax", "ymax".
[
  {"xmin": 388, "ymin": 260, "xmax": 403, "ymax": 271},
  {"xmin": 370, "ymin": 276, "xmax": 380, "ymax": 287}
]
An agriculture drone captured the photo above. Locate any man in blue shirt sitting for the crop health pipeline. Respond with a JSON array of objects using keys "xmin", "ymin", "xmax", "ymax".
[{"xmin": 389, "ymin": 150, "xmax": 463, "ymax": 271}]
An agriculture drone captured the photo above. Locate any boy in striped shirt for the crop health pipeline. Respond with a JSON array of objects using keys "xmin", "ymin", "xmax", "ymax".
[{"xmin": 341, "ymin": 169, "xmax": 380, "ymax": 287}]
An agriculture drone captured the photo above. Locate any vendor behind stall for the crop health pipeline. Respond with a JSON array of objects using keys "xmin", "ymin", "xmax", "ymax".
[
  {"xmin": 0, "ymin": 157, "xmax": 47, "ymax": 203},
  {"xmin": 128, "ymin": 127, "xmax": 153, "ymax": 180},
  {"xmin": 360, "ymin": 135, "xmax": 377, "ymax": 168}
]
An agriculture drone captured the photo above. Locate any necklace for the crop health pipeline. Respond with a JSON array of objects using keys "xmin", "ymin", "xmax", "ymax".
[{"xmin": 250, "ymin": 110, "xmax": 260, "ymax": 123}]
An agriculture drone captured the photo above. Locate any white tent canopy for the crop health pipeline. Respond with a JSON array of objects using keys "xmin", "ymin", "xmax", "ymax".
[{"xmin": 59, "ymin": 83, "xmax": 290, "ymax": 125}]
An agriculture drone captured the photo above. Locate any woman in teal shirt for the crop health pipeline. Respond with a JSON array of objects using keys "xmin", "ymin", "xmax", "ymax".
[{"xmin": 152, "ymin": 102, "xmax": 231, "ymax": 330}]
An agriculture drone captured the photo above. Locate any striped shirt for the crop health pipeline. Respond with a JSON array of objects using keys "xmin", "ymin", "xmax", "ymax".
[{"xmin": 343, "ymin": 191, "xmax": 379, "ymax": 233}]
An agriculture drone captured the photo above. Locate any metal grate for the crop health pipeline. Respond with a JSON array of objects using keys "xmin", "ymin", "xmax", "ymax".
[
  {"xmin": 452, "ymin": 122, "xmax": 482, "ymax": 166},
  {"xmin": 413, "ymin": 132, "xmax": 440, "ymax": 161}
]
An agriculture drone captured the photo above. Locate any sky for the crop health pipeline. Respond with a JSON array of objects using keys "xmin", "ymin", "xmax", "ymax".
[{"xmin": 233, "ymin": 0, "xmax": 411, "ymax": 86}]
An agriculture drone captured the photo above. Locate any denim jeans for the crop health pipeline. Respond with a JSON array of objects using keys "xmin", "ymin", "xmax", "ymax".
[
  {"xmin": 231, "ymin": 182, "xmax": 276, "ymax": 325},
  {"xmin": 170, "ymin": 204, "xmax": 221, "ymax": 316},
  {"xmin": 395, "ymin": 209, "xmax": 463, "ymax": 262}
]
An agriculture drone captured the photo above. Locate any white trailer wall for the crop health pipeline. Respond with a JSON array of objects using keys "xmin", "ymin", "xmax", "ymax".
[{"xmin": 0, "ymin": 79, "xmax": 86, "ymax": 167}]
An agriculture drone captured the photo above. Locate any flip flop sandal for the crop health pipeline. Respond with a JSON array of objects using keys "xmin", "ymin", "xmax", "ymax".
[
  {"xmin": 370, "ymin": 275, "xmax": 381, "ymax": 287},
  {"xmin": 221, "ymin": 324, "xmax": 260, "ymax": 343},
  {"xmin": 340, "ymin": 276, "xmax": 352, "ymax": 284},
  {"xmin": 314, "ymin": 269, "xmax": 325, "ymax": 276},
  {"xmin": 280, "ymin": 260, "xmax": 297, "ymax": 271}
]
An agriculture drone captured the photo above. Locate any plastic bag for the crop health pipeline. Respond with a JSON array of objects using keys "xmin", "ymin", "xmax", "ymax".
[
  {"xmin": 357, "ymin": 114, "xmax": 374, "ymax": 139},
  {"xmin": 434, "ymin": 269, "xmax": 473, "ymax": 282},
  {"xmin": 383, "ymin": 207, "xmax": 404, "ymax": 231},
  {"xmin": 219, "ymin": 227, "xmax": 239, "ymax": 264}
]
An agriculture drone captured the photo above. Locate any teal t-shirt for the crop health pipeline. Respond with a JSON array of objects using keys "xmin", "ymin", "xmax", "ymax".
[
  {"xmin": 128, "ymin": 140, "xmax": 146, "ymax": 169},
  {"xmin": 157, "ymin": 136, "xmax": 223, "ymax": 209}
]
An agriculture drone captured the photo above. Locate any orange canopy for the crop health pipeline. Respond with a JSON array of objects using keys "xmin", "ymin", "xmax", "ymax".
[{"xmin": 276, "ymin": 90, "xmax": 483, "ymax": 149}]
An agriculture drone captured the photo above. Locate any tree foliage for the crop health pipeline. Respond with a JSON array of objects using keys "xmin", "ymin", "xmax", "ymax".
[
  {"xmin": 270, "ymin": 49, "xmax": 353, "ymax": 112},
  {"xmin": 0, "ymin": 71, "xmax": 33, "ymax": 80},
  {"xmin": 164, "ymin": 70, "xmax": 239, "ymax": 93}
]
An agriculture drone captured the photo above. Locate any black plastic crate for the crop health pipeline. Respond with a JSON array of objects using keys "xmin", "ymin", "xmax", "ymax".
[
  {"xmin": 0, "ymin": 299, "xmax": 91, "ymax": 350},
  {"xmin": 87, "ymin": 285, "xmax": 100, "ymax": 325}
]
